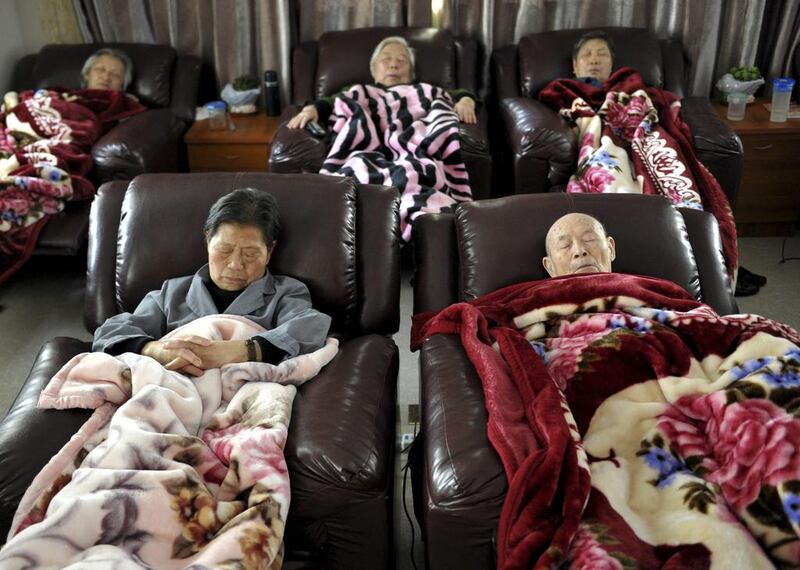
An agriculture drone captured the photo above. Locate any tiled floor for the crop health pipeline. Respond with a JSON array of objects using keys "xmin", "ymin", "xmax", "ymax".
[{"xmin": 1, "ymin": 234, "xmax": 798, "ymax": 569}]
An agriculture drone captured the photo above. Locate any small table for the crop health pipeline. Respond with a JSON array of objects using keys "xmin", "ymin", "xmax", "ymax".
[
  {"xmin": 184, "ymin": 113, "xmax": 281, "ymax": 172},
  {"xmin": 714, "ymin": 100, "xmax": 800, "ymax": 236}
]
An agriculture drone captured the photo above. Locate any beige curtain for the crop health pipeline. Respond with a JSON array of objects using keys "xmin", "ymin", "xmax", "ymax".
[
  {"xmin": 440, "ymin": 0, "xmax": 779, "ymax": 97},
  {"xmin": 73, "ymin": 0, "xmax": 293, "ymax": 103},
  {"xmin": 296, "ymin": 0, "xmax": 431, "ymax": 42}
]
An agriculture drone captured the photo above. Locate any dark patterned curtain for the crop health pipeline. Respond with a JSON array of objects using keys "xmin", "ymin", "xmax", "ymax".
[
  {"xmin": 437, "ymin": 0, "xmax": 787, "ymax": 97},
  {"xmin": 296, "ymin": 0, "xmax": 431, "ymax": 42}
]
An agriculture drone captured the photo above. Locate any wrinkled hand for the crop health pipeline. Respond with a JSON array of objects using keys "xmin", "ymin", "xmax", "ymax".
[
  {"xmin": 188, "ymin": 340, "xmax": 249, "ymax": 370},
  {"xmin": 142, "ymin": 336, "xmax": 211, "ymax": 377},
  {"xmin": 286, "ymin": 104, "xmax": 319, "ymax": 129},
  {"xmin": 455, "ymin": 97, "xmax": 477, "ymax": 124}
]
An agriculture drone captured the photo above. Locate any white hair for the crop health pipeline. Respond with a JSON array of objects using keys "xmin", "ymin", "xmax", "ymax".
[
  {"xmin": 369, "ymin": 36, "xmax": 416, "ymax": 80},
  {"xmin": 81, "ymin": 48, "xmax": 134, "ymax": 90}
]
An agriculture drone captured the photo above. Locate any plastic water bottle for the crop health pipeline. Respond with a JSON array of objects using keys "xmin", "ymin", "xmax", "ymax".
[
  {"xmin": 770, "ymin": 78, "xmax": 795, "ymax": 123},
  {"xmin": 264, "ymin": 70, "xmax": 281, "ymax": 117}
]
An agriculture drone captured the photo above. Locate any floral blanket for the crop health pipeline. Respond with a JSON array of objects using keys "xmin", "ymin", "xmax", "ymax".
[
  {"xmin": 539, "ymin": 68, "xmax": 738, "ymax": 278},
  {"xmin": 411, "ymin": 273, "xmax": 800, "ymax": 569},
  {"xmin": 0, "ymin": 88, "xmax": 145, "ymax": 285},
  {"xmin": 320, "ymin": 82, "xmax": 472, "ymax": 241},
  {"xmin": 0, "ymin": 314, "xmax": 339, "ymax": 569}
]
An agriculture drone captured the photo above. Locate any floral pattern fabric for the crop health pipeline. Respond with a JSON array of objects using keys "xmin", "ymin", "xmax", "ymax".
[
  {"xmin": 539, "ymin": 68, "xmax": 738, "ymax": 279},
  {"xmin": 0, "ymin": 314, "xmax": 338, "ymax": 569},
  {"xmin": 412, "ymin": 273, "xmax": 800, "ymax": 569},
  {"xmin": 0, "ymin": 88, "xmax": 145, "ymax": 285}
]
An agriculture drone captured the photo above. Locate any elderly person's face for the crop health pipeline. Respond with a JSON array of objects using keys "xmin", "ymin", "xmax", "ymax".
[
  {"xmin": 372, "ymin": 42, "xmax": 412, "ymax": 86},
  {"xmin": 84, "ymin": 54, "xmax": 126, "ymax": 91},
  {"xmin": 572, "ymin": 38, "xmax": 613, "ymax": 83},
  {"xmin": 207, "ymin": 223, "xmax": 273, "ymax": 291},
  {"xmin": 543, "ymin": 213, "xmax": 616, "ymax": 277}
]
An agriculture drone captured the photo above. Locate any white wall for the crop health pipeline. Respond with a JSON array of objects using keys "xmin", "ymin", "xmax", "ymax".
[
  {"xmin": 0, "ymin": 0, "xmax": 80, "ymax": 94},
  {"xmin": 0, "ymin": 2, "xmax": 28, "ymax": 93}
]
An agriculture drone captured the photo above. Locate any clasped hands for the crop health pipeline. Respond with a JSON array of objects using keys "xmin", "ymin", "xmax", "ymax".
[{"xmin": 142, "ymin": 337, "xmax": 250, "ymax": 377}]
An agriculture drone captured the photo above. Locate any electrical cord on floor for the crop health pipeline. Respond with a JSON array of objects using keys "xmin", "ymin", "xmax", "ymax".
[
  {"xmin": 400, "ymin": 421, "xmax": 419, "ymax": 570},
  {"xmin": 780, "ymin": 235, "xmax": 800, "ymax": 263}
]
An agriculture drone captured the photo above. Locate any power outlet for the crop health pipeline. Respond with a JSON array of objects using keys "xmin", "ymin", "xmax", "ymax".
[{"xmin": 408, "ymin": 404, "xmax": 420, "ymax": 424}]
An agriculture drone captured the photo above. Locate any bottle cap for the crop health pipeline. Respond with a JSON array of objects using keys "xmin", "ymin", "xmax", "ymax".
[
  {"xmin": 264, "ymin": 70, "xmax": 278, "ymax": 83},
  {"xmin": 772, "ymin": 78, "xmax": 796, "ymax": 92},
  {"xmin": 205, "ymin": 100, "xmax": 227, "ymax": 110}
]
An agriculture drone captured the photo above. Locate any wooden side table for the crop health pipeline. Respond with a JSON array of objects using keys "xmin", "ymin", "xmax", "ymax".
[
  {"xmin": 714, "ymin": 100, "xmax": 800, "ymax": 236},
  {"xmin": 184, "ymin": 114, "xmax": 281, "ymax": 172}
]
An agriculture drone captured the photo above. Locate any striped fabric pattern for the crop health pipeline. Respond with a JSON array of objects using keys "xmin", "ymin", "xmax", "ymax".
[{"xmin": 321, "ymin": 82, "xmax": 472, "ymax": 241}]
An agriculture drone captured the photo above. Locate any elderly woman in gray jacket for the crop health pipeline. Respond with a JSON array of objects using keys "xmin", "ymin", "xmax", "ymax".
[{"xmin": 93, "ymin": 188, "xmax": 331, "ymax": 377}]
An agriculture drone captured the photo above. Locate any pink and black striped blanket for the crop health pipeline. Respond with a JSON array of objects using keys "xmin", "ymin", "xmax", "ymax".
[
  {"xmin": 412, "ymin": 273, "xmax": 800, "ymax": 569},
  {"xmin": 0, "ymin": 315, "xmax": 338, "ymax": 569},
  {"xmin": 539, "ymin": 68, "xmax": 738, "ymax": 279},
  {"xmin": 320, "ymin": 82, "xmax": 472, "ymax": 241},
  {"xmin": 0, "ymin": 88, "xmax": 145, "ymax": 285}
]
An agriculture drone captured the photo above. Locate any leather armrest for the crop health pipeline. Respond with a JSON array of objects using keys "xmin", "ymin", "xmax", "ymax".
[
  {"xmin": 679, "ymin": 208, "xmax": 738, "ymax": 315},
  {"xmin": 285, "ymin": 334, "xmax": 398, "ymax": 567},
  {"xmin": 412, "ymin": 213, "xmax": 458, "ymax": 315},
  {"xmin": 92, "ymin": 109, "xmax": 187, "ymax": 183},
  {"xmin": 459, "ymin": 108, "xmax": 492, "ymax": 200},
  {"xmin": 268, "ymin": 108, "xmax": 329, "ymax": 174},
  {"xmin": 0, "ymin": 338, "xmax": 93, "ymax": 542},
  {"xmin": 84, "ymin": 180, "xmax": 130, "ymax": 332},
  {"xmin": 169, "ymin": 55, "xmax": 203, "ymax": 123},
  {"xmin": 500, "ymin": 97, "xmax": 576, "ymax": 188},
  {"xmin": 418, "ymin": 334, "xmax": 505, "ymax": 569},
  {"xmin": 680, "ymin": 97, "xmax": 743, "ymax": 208}
]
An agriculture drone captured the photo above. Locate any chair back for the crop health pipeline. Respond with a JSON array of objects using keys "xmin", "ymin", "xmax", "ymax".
[
  {"xmin": 85, "ymin": 173, "xmax": 401, "ymax": 336},
  {"xmin": 494, "ymin": 27, "xmax": 686, "ymax": 100},
  {"xmin": 413, "ymin": 193, "xmax": 736, "ymax": 315},
  {"xmin": 292, "ymin": 27, "xmax": 479, "ymax": 104}
]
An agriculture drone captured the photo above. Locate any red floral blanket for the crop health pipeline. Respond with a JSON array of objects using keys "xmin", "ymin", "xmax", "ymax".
[
  {"xmin": 412, "ymin": 273, "xmax": 800, "ymax": 569},
  {"xmin": 0, "ymin": 88, "xmax": 145, "ymax": 285},
  {"xmin": 539, "ymin": 68, "xmax": 738, "ymax": 278}
]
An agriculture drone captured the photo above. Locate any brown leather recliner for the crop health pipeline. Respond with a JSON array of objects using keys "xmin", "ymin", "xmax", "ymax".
[
  {"xmin": 491, "ymin": 27, "xmax": 742, "ymax": 204},
  {"xmin": 0, "ymin": 173, "xmax": 401, "ymax": 570},
  {"xmin": 269, "ymin": 27, "xmax": 493, "ymax": 200},
  {"xmin": 410, "ymin": 193, "xmax": 737, "ymax": 570},
  {"xmin": 10, "ymin": 43, "xmax": 201, "ymax": 255}
]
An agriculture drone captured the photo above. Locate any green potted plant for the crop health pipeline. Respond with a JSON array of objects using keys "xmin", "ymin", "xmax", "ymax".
[{"xmin": 221, "ymin": 74, "xmax": 260, "ymax": 114}]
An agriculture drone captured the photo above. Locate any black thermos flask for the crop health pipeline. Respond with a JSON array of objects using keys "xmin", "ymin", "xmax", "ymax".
[{"xmin": 264, "ymin": 70, "xmax": 280, "ymax": 116}]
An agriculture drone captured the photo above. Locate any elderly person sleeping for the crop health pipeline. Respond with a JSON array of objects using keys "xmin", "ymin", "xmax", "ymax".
[
  {"xmin": 81, "ymin": 47, "xmax": 133, "ymax": 91},
  {"xmin": 93, "ymin": 187, "xmax": 331, "ymax": 376},
  {"xmin": 0, "ymin": 48, "xmax": 144, "ymax": 287},
  {"xmin": 536, "ymin": 30, "xmax": 741, "ymax": 290},
  {"xmin": 286, "ymin": 36, "xmax": 477, "ymax": 241}
]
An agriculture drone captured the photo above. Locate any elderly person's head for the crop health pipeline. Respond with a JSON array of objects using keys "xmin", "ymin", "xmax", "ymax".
[
  {"xmin": 203, "ymin": 188, "xmax": 281, "ymax": 291},
  {"xmin": 542, "ymin": 213, "xmax": 616, "ymax": 277},
  {"xmin": 572, "ymin": 30, "xmax": 615, "ymax": 83},
  {"xmin": 370, "ymin": 36, "xmax": 415, "ymax": 87},
  {"xmin": 81, "ymin": 48, "xmax": 133, "ymax": 91}
]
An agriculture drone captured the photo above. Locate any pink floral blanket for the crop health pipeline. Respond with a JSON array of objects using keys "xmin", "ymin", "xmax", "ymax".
[
  {"xmin": 0, "ymin": 88, "xmax": 144, "ymax": 285},
  {"xmin": 412, "ymin": 273, "xmax": 800, "ymax": 569},
  {"xmin": 0, "ymin": 314, "xmax": 338, "ymax": 569},
  {"xmin": 539, "ymin": 68, "xmax": 738, "ymax": 278},
  {"xmin": 320, "ymin": 82, "xmax": 472, "ymax": 241}
]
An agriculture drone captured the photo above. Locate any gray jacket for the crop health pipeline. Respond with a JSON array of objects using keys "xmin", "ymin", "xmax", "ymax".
[{"xmin": 93, "ymin": 265, "xmax": 331, "ymax": 358}]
